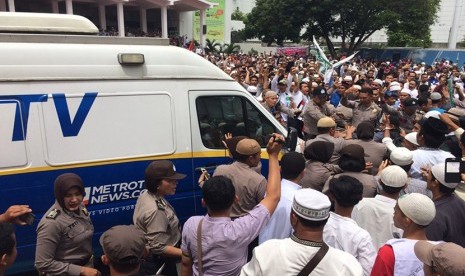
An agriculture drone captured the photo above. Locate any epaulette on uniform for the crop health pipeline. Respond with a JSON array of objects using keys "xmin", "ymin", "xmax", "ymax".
[
  {"xmin": 82, "ymin": 207, "xmax": 89, "ymax": 216},
  {"xmin": 46, "ymin": 209, "xmax": 60, "ymax": 219}
]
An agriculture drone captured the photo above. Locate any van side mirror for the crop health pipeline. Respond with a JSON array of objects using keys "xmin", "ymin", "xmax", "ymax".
[{"xmin": 285, "ymin": 127, "xmax": 298, "ymax": 152}]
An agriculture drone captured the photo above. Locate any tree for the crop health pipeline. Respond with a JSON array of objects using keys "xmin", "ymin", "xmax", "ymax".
[
  {"xmin": 205, "ymin": 38, "xmax": 221, "ymax": 53},
  {"xmin": 231, "ymin": 30, "xmax": 247, "ymax": 43},
  {"xmin": 386, "ymin": 0, "xmax": 440, "ymax": 47},
  {"xmin": 243, "ymin": 0, "xmax": 307, "ymax": 46},
  {"xmin": 231, "ymin": 8, "xmax": 246, "ymax": 21},
  {"xmin": 244, "ymin": 0, "xmax": 440, "ymax": 57},
  {"xmin": 302, "ymin": 0, "xmax": 399, "ymax": 57},
  {"xmin": 221, "ymin": 43, "xmax": 241, "ymax": 54}
]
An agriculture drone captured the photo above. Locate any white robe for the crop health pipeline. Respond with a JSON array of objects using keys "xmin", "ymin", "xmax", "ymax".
[{"xmin": 240, "ymin": 238, "xmax": 363, "ymax": 276}]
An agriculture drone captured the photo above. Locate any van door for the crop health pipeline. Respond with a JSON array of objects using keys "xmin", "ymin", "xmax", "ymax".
[{"xmin": 188, "ymin": 90, "xmax": 281, "ymax": 212}]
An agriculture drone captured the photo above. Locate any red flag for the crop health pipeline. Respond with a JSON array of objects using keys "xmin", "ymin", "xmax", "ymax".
[{"xmin": 188, "ymin": 40, "xmax": 194, "ymax": 51}]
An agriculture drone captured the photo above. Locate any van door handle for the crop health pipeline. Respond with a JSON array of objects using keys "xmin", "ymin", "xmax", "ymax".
[{"xmin": 194, "ymin": 165, "xmax": 217, "ymax": 172}]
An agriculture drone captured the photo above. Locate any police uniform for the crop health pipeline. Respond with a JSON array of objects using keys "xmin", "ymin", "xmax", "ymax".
[
  {"xmin": 214, "ymin": 161, "xmax": 267, "ymax": 218},
  {"xmin": 382, "ymin": 99, "xmax": 424, "ymax": 133},
  {"xmin": 133, "ymin": 190, "xmax": 180, "ymax": 274},
  {"xmin": 302, "ymin": 100, "xmax": 336, "ymax": 137},
  {"xmin": 133, "ymin": 190, "xmax": 180, "ymax": 254},
  {"xmin": 35, "ymin": 202, "xmax": 94, "ymax": 276},
  {"xmin": 341, "ymin": 97, "xmax": 381, "ymax": 127}
]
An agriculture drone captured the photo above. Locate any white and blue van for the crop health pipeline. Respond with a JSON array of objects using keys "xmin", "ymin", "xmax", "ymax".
[{"xmin": 0, "ymin": 12, "xmax": 296, "ymax": 274}]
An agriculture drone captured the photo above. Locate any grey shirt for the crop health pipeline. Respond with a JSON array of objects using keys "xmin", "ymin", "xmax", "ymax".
[
  {"xmin": 340, "ymin": 98, "xmax": 381, "ymax": 127},
  {"xmin": 133, "ymin": 190, "xmax": 181, "ymax": 255},
  {"xmin": 35, "ymin": 202, "xmax": 94, "ymax": 276},
  {"xmin": 302, "ymin": 100, "xmax": 336, "ymax": 136},
  {"xmin": 299, "ymin": 161, "xmax": 335, "ymax": 191},
  {"xmin": 426, "ymin": 194, "xmax": 465, "ymax": 247},
  {"xmin": 214, "ymin": 161, "xmax": 267, "ymax": 218},
  {"xmin": 351, "ymin": 139, "xmax": 387, "ymax": 175},
  {"xmin": 305, "ymin": 134, "xmax": 351, "ymax": 164},
  {"xmin": 323, "ymin": 172, "xmax": 377, "ymax": 198}
]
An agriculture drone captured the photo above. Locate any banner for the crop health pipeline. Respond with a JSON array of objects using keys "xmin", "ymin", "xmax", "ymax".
[
  {"xmin": 324, "ymin": 51, "xmax": 359, "ymax": 84},
  {"xmin": 276, "ymin": 47, "xmax": 308, "ymax": 56},
  {"xmin": 193, "ymin": 0, "xmax": 225, "ymax": 42},
  {"xmin": 312, "ymin": 36, "xmax": 331, "ymax": 74}
]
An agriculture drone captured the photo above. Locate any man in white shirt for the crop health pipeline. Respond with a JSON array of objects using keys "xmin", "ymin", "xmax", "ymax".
[
  {"xmin": 259, "ymin": 152, "xmax": 305, "ymax": 244},
  {"xmin": 352, "ymin": 165, "xmax": 407, "ymax": 249},
  {"xmin": 241, "ymin": 189, "xmax": 363, "ymax": 276},
  {"xmin": 410, "ymin": 117, "xmax": 454, "ymax": 179},
  {"xmin": 323, "ymin": 175, "xmax": 376, "ymax": 275}
]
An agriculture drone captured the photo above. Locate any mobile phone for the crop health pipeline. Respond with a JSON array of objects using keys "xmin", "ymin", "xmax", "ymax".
[
  {"xmin": 200, "ymin": 168, "xmax": 210, "ymax": 180},
  {"xmin": 19, "ymin": 212, "xmax": 35, "ymax": 225},
  {"xmin": 444, "ymin": 158, "xmax": 462, "ymax": 183}
]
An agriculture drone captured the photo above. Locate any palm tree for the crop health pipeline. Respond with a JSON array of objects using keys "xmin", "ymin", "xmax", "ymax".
[
  {"xmin": 221, "ymin": 43, "xmax": 241, "ymax": 54},
  {"xmin": 205, "ymin": 38, "xmax": 221, "ymax": 54}
]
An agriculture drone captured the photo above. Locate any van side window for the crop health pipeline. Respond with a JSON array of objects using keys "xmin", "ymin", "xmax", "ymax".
[
  {"xmin": 0, "ymin": 100, "xmax": 28, "ymax": 168},
  {"xmin": 196, "ymin": 96, "xmax": 276, "ymax": 149}
]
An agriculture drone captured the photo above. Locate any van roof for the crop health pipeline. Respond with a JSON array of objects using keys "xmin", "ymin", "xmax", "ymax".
[
  {"xmin": 0, "ymin": 12, "xmax": 99, "ymax": 34},
  {"xmin": 0, "ymin": 42, "xmax": 232, "ymax": 81}
]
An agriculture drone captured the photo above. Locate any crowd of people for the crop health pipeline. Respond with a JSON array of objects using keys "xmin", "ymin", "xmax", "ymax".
[
  {"xmin": 2, "ymin": 51, "xmax": 465, "ymax": 276},
  {"xmin": 98, "ymin": 27, "xmax": 186, "ymax": 46}
]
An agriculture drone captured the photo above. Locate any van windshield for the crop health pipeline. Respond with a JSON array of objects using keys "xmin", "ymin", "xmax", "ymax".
[{"xmin": 196, "ymin": 96, "xmax": 277, "ymax": 148}]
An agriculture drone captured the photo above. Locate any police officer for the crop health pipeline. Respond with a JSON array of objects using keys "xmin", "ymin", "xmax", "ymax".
[
  {"xmin": 133, "ymin": 160, "xmax": 186, "ymax": 276},
  {"xmin": 382, "ymin": 98, "xmax": 424, "ymax": 133},
  {"xmin": 35, "ymin": 173, "xmax": 99, "ymax": 276}
]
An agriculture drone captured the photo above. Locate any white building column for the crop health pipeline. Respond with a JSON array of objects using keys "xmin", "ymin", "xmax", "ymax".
[
  {"xmin": 161, "ymin": 5, "xmax": 168, "ymax": 38},
  {"xmin": 199, "ymin": 9, "xmax": 206, "ymax": 47},
  {"xmin": 140, "ymin": 7, "xmax": 147, "ymax": 33},
  {"xmin": 65, "ymin": 0, "xmax": 73, "ymax": 14},
  {"xmin": 98, "ymin": 4, "xmax": 106, "ymax": 30},
  {"xmin": 448, "ymin": 0, "xmax": 462, "ymax": 49},
  {"xmin": 0, "ymin": 0, "xmax": 6, "ymax": 11},
  {"xmin": 117, "ymin": 2, "xmax": 125, "ymax": 37},
  {"xmin": 223, "ymin": 0, "xmax": 232, "ymax": 44},
  {"xmin": 179, "ymin": 11, "xmax": 193, "ymax": 44},
  {"xmin": 7, "ymin": 0, "xmax": 14, "ymax": 12},
  {"xmin": 51, "ymin": 0, "xmax": 59, "ymax": 13}
]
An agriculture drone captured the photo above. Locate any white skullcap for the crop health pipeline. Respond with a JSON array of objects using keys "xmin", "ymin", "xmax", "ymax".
[
  {"xmin": 431, "ymin": 163, "xmax": 460, "ymax": 189},
  {"xmin": 430, "ymin": 92, "xmax": 442, "ymax": 101},
  {"xmin": 390, "ymin": 147, "xmax": 413, "ymax": 166},
  {"xmin": 374, "ymin": 79, "xmax": 384, "ymax": 86},
  {"xmin": 400, "ymin": 88, "xmax": 412, "ymax": 95},
  {"xmin": 352, "ymin": 85, "xmax": 362, "ymax": 91},
  {"xmin": 343, "ymin": 75, "xmax": 353, "ymax": 82},
  {"xmin": 405, "ymin": 132, "xmax": 419, "ymax": 146},
  {"xmin": 398, "ymin": 193, "xmax": 436, "ymax": 226},
  {"xmin": 247, "ymin": 86, "xmax": 258, "ymax": 94},
  {"xmin": 302, "ymin": 77, "xmax": 310, "ymax": 83},
  {"xmin": 292, "ymin": 188, "xmax": 330, "ymax": 221},
  {"xmin": 380, "ymin": 165, "xmax": 408, "ymax": 188},
  {"xmin": 390, "ymin": 84, "xmax": 401, "ymax": 91},
  {"xmin": 312, "ymin": 82, "xmax": 318, "ymax": 88}
]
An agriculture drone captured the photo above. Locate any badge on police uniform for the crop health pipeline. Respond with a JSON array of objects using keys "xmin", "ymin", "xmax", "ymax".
[
  {"xmin": 156, "ymin": 199, "xmax": 166, "ymax": 210},
  {"xmin": 46, "ymin": 209, "xmax": 60, "ymax": 219}
]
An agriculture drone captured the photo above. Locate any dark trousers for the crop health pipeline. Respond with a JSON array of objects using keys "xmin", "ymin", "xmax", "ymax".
[
  {"xmin": 287, "ymin": 118, "xmax": 304, "ymax": 139},
  {"xmin": 141, "ymin": 254, "xmax": 178, "ymax": 276}
]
